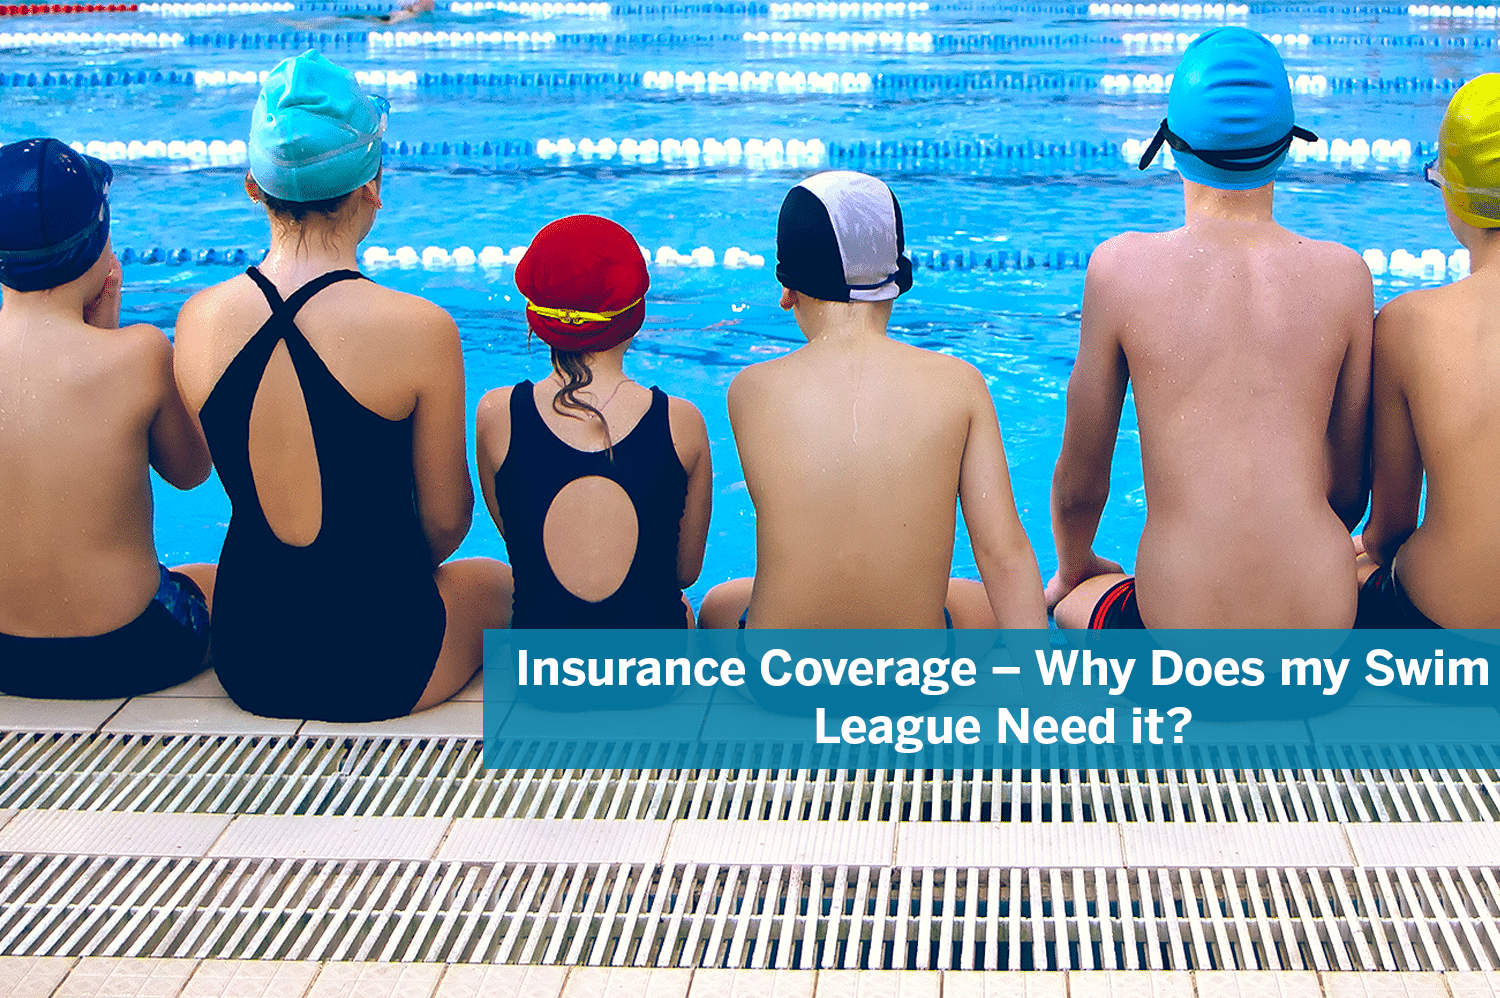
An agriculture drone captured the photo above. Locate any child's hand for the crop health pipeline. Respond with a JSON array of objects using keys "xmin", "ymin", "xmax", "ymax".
[
  {"xmin": 83, "ymin": 252, "xmax": 123, "ymax": 329},
  {"xmin": 1045, "ymin": 553, "xmax": 1123, "ymax": 610}
]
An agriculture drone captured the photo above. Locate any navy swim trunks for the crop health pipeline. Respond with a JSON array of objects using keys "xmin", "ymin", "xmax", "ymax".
[{"xmin": 0, "ymin": 565, "xmax": 211, "ymax": 698}]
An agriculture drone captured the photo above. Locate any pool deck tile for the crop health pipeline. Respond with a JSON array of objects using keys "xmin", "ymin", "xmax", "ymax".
[
  {"xmin": 1122, "ymin": 825, "xmax": 1353, "ymax": 868},
  {"xmin": 0, "ymin": 957, "xmax": 77, "ymax": 998},
  {"xmin": 298, "ymin": 701, "xmax": 483, "ymax": 739},
  {"xmin": 1195, "ymin": 971, "xmax": 1323, "ymax": 998},
  {"xmin": 0, "ymin": 959, "xmax": 1486, "ymax": 998},
  {"xmin": 303, "ymin": 964, "xmax": 444, "ymax": 998},
  {"xmin": 0, "ymin": 697, "xmax": 124, "ymax": 734},
  {"xmin": 180, "ymin": 961, "xmax": 322, "ymax": 998},
  {"xmin": 1068, "ymin": 971, "xmax": 1196, "ymax": 998},
  {"xmin": 431, "ymin": 965, "xmax": 569, "ymax": 998},
  {"xmin": 811, "ymin": 971, "xmax": 940, "ymax": 998},
  {"xmin": 1446, "ymin": 971, "xmax": 1500, "ymax": 997},
  {"xmin": 102, "ymin": 697, "xmax": 299, "ymax": 736},
  {"xmin": 895, "ymin": 822, "xmax": 1122, "ymax": 868},
  {"xmin": 561, "ymin": 968, "xmax": 693, "ymax": 998},
  {"xmin": 665, "ymin": 820, "xmax": 894, "ymax": 867},
  {"xmin": 0, "ymin": 811, "xmax": 232, "ymax": 857},
  {"xmin": 1321, "ymin": 972, "xmax": 1453, "ymax": 997},
  {"xmin": 438, "ymin": 817, "xmax": 671, "ymax": 864},
  {"xmin": 139, "ymin": 671, "xmax": 229, "ymax": 699},
  {"xmin": 53, "ymin": 958, "xmax": 200, "ymax": 998},
  {"xmin": 1345, "ymin": 823, "xmax": 1500, "ymax": 867},
  {"xmin": 210, "ymin": 815, "xmax": 451, "ymax": 861},
  {"xmin": 939, "ymin": 971, "xmax": 1067, "ymax": 998},
  {"xmin": 687, "ymin": 970, "xmax": 816, "ymax": 998}
]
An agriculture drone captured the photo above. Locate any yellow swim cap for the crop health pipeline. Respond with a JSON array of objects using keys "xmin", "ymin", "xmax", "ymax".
[{"xmin": 1435, "ymin": 73, "xmax": 1500, "ymax": 228}]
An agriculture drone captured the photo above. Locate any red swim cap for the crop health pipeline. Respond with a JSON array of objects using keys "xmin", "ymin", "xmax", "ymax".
[{"xmin": 515, "ymin": 215, "xmax": 650, "ymax": 353}]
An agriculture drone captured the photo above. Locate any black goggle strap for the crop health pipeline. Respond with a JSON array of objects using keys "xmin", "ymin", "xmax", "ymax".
[{"xmin": 1137, "ymin": 119, "xmax": 1321, "ymax": 172}]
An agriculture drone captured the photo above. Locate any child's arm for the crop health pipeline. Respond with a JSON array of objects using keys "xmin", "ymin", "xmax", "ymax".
[
  {"xmin": 147, "ymin": 329, "xmax": 212, "ymax": 490},
  {"xmin": 1048, "ymin": 248, "xmax": 1129, "ymax": 605},
  {"xmin": 409, "ymin": 307, "xmax": 475, "ymax": 565},
  {"xmin": 1361, "ymin": 295, "xmax": 1422, "ymax": 565},
  {"xmin": 958, "ymin": 365, "xmax": 1047, "ymax": 628},
  {"xmin": 1326, "ymin": 251, "xmax": 1375, "ymax": 530},
  {"xmin": 669, "ymin": 397, "xmax": 712, "ymax": 589},
  {"xmin": 474, "ymin": 386, "xmax": 513, "ymax": 539}
]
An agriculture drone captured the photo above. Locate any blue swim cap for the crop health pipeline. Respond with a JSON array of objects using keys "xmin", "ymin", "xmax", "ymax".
[
  {"xmin": 1144, "ymin": 27, "xmax": 1308, "ymax": 191},
  {"xmin": 0, "ymin": 137, "xmax": 112, "ymax": 292},
  {"xmin": 248, "ymin": 50, "xmax": 389, "ymax": 203}
]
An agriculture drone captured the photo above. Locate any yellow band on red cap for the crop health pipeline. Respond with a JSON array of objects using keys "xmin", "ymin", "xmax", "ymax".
[{"xmin": 525, "ymin": 296, "xmax": 643, "ymax": 325}]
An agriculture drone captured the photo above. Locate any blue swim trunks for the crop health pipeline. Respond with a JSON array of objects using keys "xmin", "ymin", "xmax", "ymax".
[{"xmin": 0, "ymin": 565, "xmax": 211, "ymax": 699}]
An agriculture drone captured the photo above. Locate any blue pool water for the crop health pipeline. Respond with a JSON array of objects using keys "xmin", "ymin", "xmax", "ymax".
[{"xmin": 0, "ymin": 3, "xmax": 1484, "ymax": 601}]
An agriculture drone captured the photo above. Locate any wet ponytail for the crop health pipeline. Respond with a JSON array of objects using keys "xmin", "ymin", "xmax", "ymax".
[{"xmin": 550, "ymin": 347, "xmax": 613, "ymax": 458}]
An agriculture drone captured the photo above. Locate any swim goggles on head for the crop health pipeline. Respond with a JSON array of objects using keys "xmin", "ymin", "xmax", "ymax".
[
  {"xmin": 1138, "ymin": 119, "xmax": 1320, "ymax": 172},
  {"xmin": 526, "ymin": 295, "xmax": 644, "ymax": 324},
  {"xmin": 1423, "ymin": 157, "xmax": 1500, "ymax": 222}
]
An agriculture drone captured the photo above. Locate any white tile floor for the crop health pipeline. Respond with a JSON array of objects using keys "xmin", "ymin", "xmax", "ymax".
[
  {"xmin": 0, "ymin": 662, "xmax": 486, "ymax": 738},
  {"xmin": 1, "ymin": 960, "xmax": 1488, "ymax": 998}
]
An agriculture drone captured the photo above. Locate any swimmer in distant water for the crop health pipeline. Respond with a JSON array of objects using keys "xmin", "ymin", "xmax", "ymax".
[
  {"xmin": 377, "ymin": 0, "xmax": 434, "ymax": 23},
  {"xmin": 1047, "ymin": 26, "xmax": 1373, "ymax": 629},
  {"xmin": 0, "ymin": 138, "xmax": 214, "ymax": 698},
  {"xmin": 699, "ymin": 170, "xmax": 1046, "ymax": 629},
  {"xmin": 1355, "ymin": 74, "xmax": 1500, "ymax": 628}
]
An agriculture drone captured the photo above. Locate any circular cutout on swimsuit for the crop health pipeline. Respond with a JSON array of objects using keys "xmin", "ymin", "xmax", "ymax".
[{"xmin": 542, "ymin": 476, "xmax": 640, "ymax": 603}]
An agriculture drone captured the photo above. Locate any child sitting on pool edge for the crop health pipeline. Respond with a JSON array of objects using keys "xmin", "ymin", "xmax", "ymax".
[
  {"xmin": 0, "ymin": 138, "xmax": 214, "ymax": 698},
  {"xmin": 1356, "ymin": 74, "xmax": 1500, "ymax": 628},
  {"xmin": 476, "ymin": 214, "xmax": 712, "ymax": 628},
  {"xmin": 1047, "ymin": 26, "xmax": 1374, "ymax": 629},
  {"xmin": 699, "ymin": 170, "xmax": 1047, "ymax": 629}
]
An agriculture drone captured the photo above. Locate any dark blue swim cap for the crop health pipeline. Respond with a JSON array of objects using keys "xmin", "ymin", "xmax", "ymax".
[
  {"xmin": 0, "ymin": 138, "xmax": 113, "ymax": 293},
  {"xmin": 1163, "ymin": 27, "xmax": 1299, "ymax": 190}
]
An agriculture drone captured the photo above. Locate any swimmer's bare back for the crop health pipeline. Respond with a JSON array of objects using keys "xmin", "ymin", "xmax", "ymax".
[
  {"xmin": 1363, "ymin": 260, "xmax": 1500, "ymax": 627},
  {"xmin": 0, "ymin": 253, "xmax": 211, "ymax": 637},
  {"xmin": 731, "ymin": 329, "xmax": 1038, "ymax": 628},
  {"xmin": 1066, "ymin": 219, "xmax": 1372, "ymax": 627}
]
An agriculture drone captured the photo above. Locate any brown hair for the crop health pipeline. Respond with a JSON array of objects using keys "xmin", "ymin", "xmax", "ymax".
[
  {"xmin": 257, "ymin": 187, "xmax": 355, "ymax": 223},
  {"xmin": 550, "ymin": 347, "xmax": 614, "ymax": 458}
]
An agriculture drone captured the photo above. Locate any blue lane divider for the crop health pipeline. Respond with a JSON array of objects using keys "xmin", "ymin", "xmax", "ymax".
[
  {"xmin": 375, "ymin": 135, "xmax": 1436, "ymax": 164},
  {"xmin": 119, "ymin": 246, "xmax": 261, "ymax": 264},
  {"xmin": 2, "ymin": 65, "xmax": 1477, "ymax": 94},
  {"xmin": 112, "ymin": 243, "xmax": 1467, "ymax": 279},
  {"xmin": 113, "ymin": 243, "xmax": 1087, "ymax": 272},
  {"xmin": 822, "ymin": 136, "xmax": 1439, "ymax": 161},
  {"xmin": 927, "ymin": 1, "xmax": 1415, "ymax": 10},
  {"xmin": 911, "ymin": 248, "xmax": 1092, "ymax": 271},
  {"xmin": 180, "ymin": 28, "xmax": 366, "ymax": 44}
]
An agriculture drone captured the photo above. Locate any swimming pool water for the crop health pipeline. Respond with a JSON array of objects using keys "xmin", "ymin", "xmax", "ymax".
[{"xmin": 1, "ymin": 3, "xmax": 1485, "ymax": 601}]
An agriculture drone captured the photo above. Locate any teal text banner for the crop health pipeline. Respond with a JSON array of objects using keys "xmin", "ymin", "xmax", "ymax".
[{"xmin": 480, "ymin": 629, "xmax": 1500, "ymax": 770}]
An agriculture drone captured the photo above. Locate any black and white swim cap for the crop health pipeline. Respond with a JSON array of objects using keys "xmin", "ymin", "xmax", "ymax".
[{"xmin": 776, "ymin": 171, "xmax": 913, "ymax": 303}]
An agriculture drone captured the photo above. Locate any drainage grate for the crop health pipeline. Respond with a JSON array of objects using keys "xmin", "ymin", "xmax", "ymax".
[
  {"xmin": 0, "ymin": 734, "xmax": 1495, "ymax": 822},
  {"xmin": 0, "ymin": 856, "xmax": 1494, "ymax": 972}
]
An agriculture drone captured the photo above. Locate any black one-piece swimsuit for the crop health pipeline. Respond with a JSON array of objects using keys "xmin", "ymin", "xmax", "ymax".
[
  {"xmin": 198, "ymin": 268, "xmax": 447, "ymax": 721},
  {"xmin": 495, "ymin": 380, "xmax": 689, "ymax": 628}
]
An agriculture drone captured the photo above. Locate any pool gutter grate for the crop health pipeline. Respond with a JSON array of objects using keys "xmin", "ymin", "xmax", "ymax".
[
  {"xmin": 0, "ymin": 857, "xmax": 1494, "ymax": 971},
  {"xmin": 0, "ymin": 734, "xmax": 1495, "ymax": 823}
]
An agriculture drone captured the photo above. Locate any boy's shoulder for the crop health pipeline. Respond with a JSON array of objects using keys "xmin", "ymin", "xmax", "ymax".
[{"xmin": 75, "ymin": 318, "xmax": 172, "ymax": 374}]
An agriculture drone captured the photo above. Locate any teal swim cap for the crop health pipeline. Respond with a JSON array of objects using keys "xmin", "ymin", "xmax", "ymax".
[
  {"xmin": 1138, "ymin": 27, "xmax": 1315, "ymax": 191},
  {"xmin": 248, "ymin": 50, "xmax": 389, "ymax": 203}
]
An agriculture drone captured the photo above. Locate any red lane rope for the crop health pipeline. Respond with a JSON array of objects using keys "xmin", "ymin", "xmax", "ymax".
[{"xmin": 0, "ymin": 4, "xmax": 139, "ymax": 14}]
